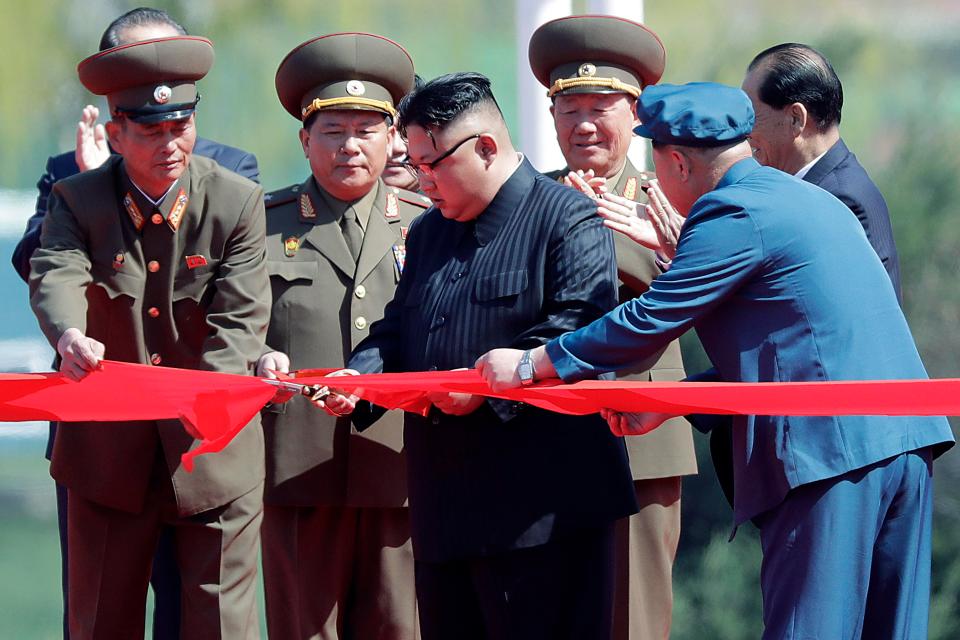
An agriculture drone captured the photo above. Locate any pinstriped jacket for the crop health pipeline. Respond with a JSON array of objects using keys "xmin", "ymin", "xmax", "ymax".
[{"xmin": 349, "ymin": 159, "xmax": 638, "ymax": 562}]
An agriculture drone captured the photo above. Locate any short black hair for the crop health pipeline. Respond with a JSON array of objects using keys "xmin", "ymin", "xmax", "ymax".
[
  {"xmin": 396, "ymin": 72, "xmax": 503, "ymax": 137},
  {"xmin": 747, "ymin": 43, "xmax": 843, "ymax": 130},
  {"xmin": 99, "ymin": 7, "xmax": 187, "ymax": 51}
]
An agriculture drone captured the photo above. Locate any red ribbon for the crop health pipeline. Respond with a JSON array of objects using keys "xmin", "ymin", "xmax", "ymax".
[
  {"xmin": 2, "ymin": 361, "xmax": 957, "ymax": 470},
  {"xmin": 291, "ymin": 369, "xmax": 960, "ymax": 418},
  {"xmin": 0, "ymin": 361, "xmax": 276, "ymax": 471}
]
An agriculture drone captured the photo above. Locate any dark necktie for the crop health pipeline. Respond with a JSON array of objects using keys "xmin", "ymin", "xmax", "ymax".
[{"xmin": 341, "ymin": 208, "xmax": 363, "ymax": 262}]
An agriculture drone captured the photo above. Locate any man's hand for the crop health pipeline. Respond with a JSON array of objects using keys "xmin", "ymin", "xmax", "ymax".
[
  {"xmin": 644, "ymin": 180, "xmax": 684, "ymax": 261},
  {"xmin": 256, "ymin": 351, "xmax": 294, "ymax": 403},
  {"xmin": 427, "ymin": 391, "xmax": 485, "ymax": 416},
  {"xmin": 314, "ymin": 369, "xmax": 360, "ymax": 417},
  {"xmin": 75, "ymin": 105, "xmax": 110, "ymax": 172},
  {"xmin": 475, "ymin": 346, "xmax": 557, "ymax": 392},
  {"xmin": 600, "ymin": 408, "xmax": 675, "ymax": 437},
  {"xmin": 57, "ymin": 328, "xmax": 105, "ymax": 382},
  {"xmin": 562, "ymin": 169, "xmax": 607, "ymax": 200},
  {"xmin": 474, "ymin": 348, "xmax": 524, "ymax": 391},
  {"xmin": 596, "ymin": 180, "xmax": 684, "ymax": 260}
]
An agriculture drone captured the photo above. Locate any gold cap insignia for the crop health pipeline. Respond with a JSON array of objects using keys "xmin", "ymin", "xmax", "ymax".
[
  {"xmin": 284, "ymin": 236, "xmax": 300, "ymax": 257},
  {"xmin": 578, "ymin": 63, "xmax": 597, "ymax": 78},
  {"xmin": 346, "ymin": 80, "xmax": 366, "ymax": 96},
  {"xmin": 299, "ymin": 193, "xmax": 316, "ymax": 219},
  {"xmin": 153, "ymin": 85, "xmax": 173, "ymax": 104}
]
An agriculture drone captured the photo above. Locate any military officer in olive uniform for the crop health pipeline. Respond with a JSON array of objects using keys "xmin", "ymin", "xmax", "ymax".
[
  {"xmin": 256, "ymin": 33, "xmax": 427, "ymax": 640},
  {"xmin": 29, "ymin": 36, "xmax": 270, "ymax": 639},
  {"xmin": 529, "ymin": 16, "xmax": 698, "ymax": 640}
]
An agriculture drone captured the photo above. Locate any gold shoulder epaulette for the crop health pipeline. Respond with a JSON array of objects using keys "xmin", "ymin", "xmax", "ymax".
[
  {"xmin": 264, "ymin": 184, "xmax": 301, "ymax": 209},
  {"xmin": 392, "ymin": 187, "xmax": 432, "ymax": 209}
]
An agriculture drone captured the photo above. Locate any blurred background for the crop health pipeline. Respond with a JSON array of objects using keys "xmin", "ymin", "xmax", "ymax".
[{"xmin": 0, "ymin": 0, "xmax": 958, "ymax": 637}]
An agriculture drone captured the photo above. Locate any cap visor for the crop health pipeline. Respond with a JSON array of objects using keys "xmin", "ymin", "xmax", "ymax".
[{"xmin": 127, "ymin": 107, "xmax": 196, "ymax": 124}]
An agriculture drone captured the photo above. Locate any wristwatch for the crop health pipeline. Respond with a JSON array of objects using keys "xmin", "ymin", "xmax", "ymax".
[{"xmin": 518, "ymin": 350, "xmax": 536, "ymax": 386}]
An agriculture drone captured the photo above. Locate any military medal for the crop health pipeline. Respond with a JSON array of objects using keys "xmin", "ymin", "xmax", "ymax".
[
  {"xmin": 622, "ymin": 176, "xmax": 638, "ymax": 201},
  {"xmin": 167, "ymin": 189, "xmax": 189, "ymax": 231},
  {"xmin": 400, "ymin": 226, "xmax": 408, "ymax": 241},
  {"xmin": 284, "ymin": 236, "xmax": 300, "ymax": 257},
  {"xmin": 299, "ymin": 193, "xmax": 316, "ymax": 219},
  {"xmin": 112, "ymin": 252, "xmax": 125, "ymax": 270},
  {"xmin": 122, "ymin": 192, "xmax": 144, "ymax": 231},
  {"xmin": 392, "ymin": 244, "xmax": 406, "ymax": 274},
  {"xmin": 185, "ymin": 254, "xmax": 208, "ymax": 269},
  {"xmin": 385, "ymin": 192, "xmax": 400, "ymax": 218}
]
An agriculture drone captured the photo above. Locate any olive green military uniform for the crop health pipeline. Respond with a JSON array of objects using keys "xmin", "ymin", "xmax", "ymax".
[
  {"xmin": 533, "ymin": 16, "xmax": 697, "ymax": 640},
  {"xmin": 261, "ymin": 32, "xmax": 423, "ymax": 640},
  {"xmin": 28, "ymin": 37, "xmax": 269, "ymax": 640}
]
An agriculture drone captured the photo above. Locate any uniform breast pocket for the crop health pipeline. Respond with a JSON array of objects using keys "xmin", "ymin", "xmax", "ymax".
[
  {"xmin": 89, "ymin": 264, "xmax": 142, "ymax": 301},
  {"xmin": 473, "ymin": 269, "xmax": 529, "ymax": 306},
  {"xmin": 173, "ymin": 260, "xmax": 220, "ymax": 305},
  {"xmin": 267, "ymin": 260, "xmax": 318, "ymax": 286},
  {"xmin": 87, "ymin": 265, "xmax": 142, "ymax": 338}
]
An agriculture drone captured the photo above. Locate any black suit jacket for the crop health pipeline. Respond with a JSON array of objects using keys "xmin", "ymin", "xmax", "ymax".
[
  {"xmin": 12, "ymin": 137, "xmax": 259, "ymax": 282},
  {"xmin": 803, "ymin": 138, "xmax": 901, "ymax": 301},
  {"xmin": 348, "ymin": 159, "xmax": 637, "ymax": 562}
]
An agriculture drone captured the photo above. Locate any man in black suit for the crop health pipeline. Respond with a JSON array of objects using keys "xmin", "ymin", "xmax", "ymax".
[
  {"xmin": 741, "ymin": 42, "xmax": 901, "ymax": 300},
  {"xmin": 325, "ymin": 72, "xmax": 637, "ymax": 639},
  {"xmin": 12, "ymin": 8, "xmax": 258, "ymax": 639}
]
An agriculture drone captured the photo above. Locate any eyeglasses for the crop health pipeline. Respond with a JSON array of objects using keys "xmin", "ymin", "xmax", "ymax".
[{"xmin": 401, "ymin": 133, "xmax": 482, "ymax": 178}]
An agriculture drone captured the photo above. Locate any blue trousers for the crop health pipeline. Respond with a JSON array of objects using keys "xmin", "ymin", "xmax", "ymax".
[{"xmin": 757, "ymin": 448, "xmax": 933, "ymax": 640}]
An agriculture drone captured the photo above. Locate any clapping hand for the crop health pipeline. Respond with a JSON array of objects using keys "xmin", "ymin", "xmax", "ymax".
[
  {"xmin": 563, "ymin": 169, "xmax": 608, "ymax": 200},
  {"xmin": 596, "ymin": 179, "xmax": 684, "ymax": 261}
]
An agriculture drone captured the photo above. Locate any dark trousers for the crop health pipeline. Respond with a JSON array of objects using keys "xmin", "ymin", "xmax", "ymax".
[
  {"xmin": 55, "ymin": 484, "xmax": 182, "ymax": 639},
  {"xmin": 415, "ymin": 523, "xmax": 615, "ymax": 640},
  {"xmin": 757, "ymin": 448, "xmax": 934, "ymax": 639}
]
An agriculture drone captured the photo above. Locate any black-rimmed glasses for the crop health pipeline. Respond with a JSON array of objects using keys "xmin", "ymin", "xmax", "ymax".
[{"xmin": 401, "ymin": 133, "xmax": 482, "ymax": 178}]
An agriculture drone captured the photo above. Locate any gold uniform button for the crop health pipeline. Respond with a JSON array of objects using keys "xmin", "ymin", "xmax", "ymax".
[
  {"xmin": 148, "ymin": 260, "xmax": 160, "ymax": 273},
  {"xmin": 150, "ymin": 353, "xmax": 162, "ymax": 365},
  {"xmin": 355, "ymin": 285, "xmax": 366, "ymax": 299},
  {"xmin": 147, "ymin": 307, "xmax": 160, "ymax": 318},
  {"xmin": 354, "ymin": 316, "xmax": 367, "ymax": 331},
  {"xmin": 151, "ymin": 213, "xmax": 164, "ymax": 225}
]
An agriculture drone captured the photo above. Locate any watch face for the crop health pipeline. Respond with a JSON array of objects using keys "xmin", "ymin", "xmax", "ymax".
[{"xmin": 518, "ymin": 361, "xmax": 534, "ymax": 384}]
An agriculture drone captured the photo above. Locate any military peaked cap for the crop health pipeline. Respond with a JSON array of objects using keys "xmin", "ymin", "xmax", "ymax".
[
  {"xmin": 78, "ymin": 36, "xmax": 214, "ymax": 124},
  {"xmin": 529, "ymin": 14, "xmax": 665, "ymax": 99},
  {"xmin": 276, "ymin": 32, "xmax": 415, "ymax": 122}
]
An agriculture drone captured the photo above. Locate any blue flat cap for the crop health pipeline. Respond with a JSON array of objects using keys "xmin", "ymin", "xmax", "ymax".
[{"xmin": 633, "ymin": 82, "xmax": 755, "ymax": 147}]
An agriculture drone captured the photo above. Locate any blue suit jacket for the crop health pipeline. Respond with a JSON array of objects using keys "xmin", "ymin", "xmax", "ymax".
[
  {"xmin": 11, "ymin": 137, "xmax": 259, "ymax": 282},
  {"xmin": 803, "ymin": 138, "xmax": 901, "ymax": 301},
  {"xmin": 547, "ymin": 158, "xmax": 953, "ymax": 524}
]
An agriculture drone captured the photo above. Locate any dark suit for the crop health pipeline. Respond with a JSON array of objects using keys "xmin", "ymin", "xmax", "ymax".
[
  {"xmin": 17, "ymin": 138, "xmax": 258, "ymax": 640},
  {"xmin": 802, "ymin": 138, "xmax": 901, "ymax": 300},
  {"xmin": 547, "ymin": 157, "xmax": 953, "ymax": 638},
  {"xmin": 349, "ymin": 159, "xmax": 637, "ymax": 638}
]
